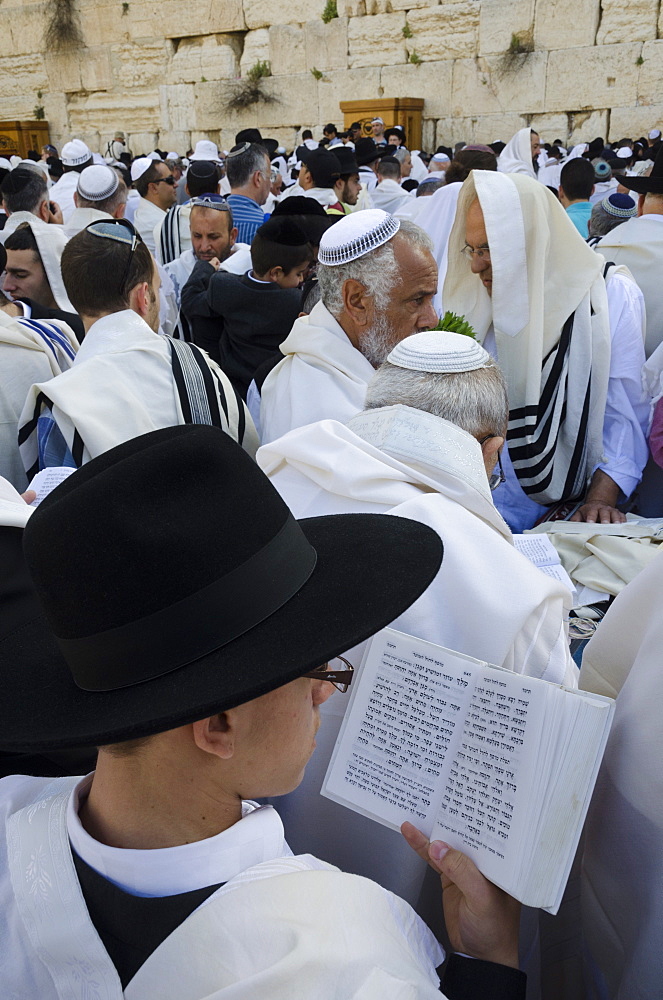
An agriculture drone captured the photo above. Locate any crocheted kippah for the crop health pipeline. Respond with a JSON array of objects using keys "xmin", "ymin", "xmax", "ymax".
[
  {"xmin": 77, "ymin": 164, "xmax": 119, "ymax": 201},
  {"xmin": 387, "ymin": 331, "xmax": 492, "ymax": 373},
  {"xmin": 601, "ymin": 192, "xmax": 637, "ymax": 218},
  {"xmin": 318, "ymin": 209, "xmax": 399, "ymax": 265}
]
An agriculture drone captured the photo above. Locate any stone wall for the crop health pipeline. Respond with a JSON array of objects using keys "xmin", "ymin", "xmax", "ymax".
[{"xmin": 3, "ymin": 0, "xmax": 663, "ymax": 154}]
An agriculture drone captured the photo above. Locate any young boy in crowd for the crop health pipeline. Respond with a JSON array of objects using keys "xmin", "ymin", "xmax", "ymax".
[{"xmin": 190, "ymin": 216, "xmax": 312, "ymax": 398}]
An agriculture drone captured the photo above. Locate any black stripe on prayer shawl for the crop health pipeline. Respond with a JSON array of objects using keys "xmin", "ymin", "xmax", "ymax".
[
  {"xmin": 169, "ymin": 339, "xmax": 193, "ymax": 423},
  {"xmin": 71, "ymin": 428, "xmax": 85, "ymax": 468},
  {"xmin": 230, "ymin": 378, "xmax": 246, "ymax": 445},
  {"xmin": 17, "ymin": 391, "xmax": 49, "ymax": 481},
  {"xmin": 159, "ymin": 205, "xmax": 182, "ymax": 266},
  {"xmin": 187, "ymin": 342, "xmax": 221, "ymax": 426},
  {"xmin": 168, "ymin": 337, "xmax": 239, "ymax": 433},
  {"xmin": 561, "ymin": 381, "xmax": 591, "ymax": 499},
  {"xmin": 210, "ymin": 369, "xmax": 229, "ymax": 423}
]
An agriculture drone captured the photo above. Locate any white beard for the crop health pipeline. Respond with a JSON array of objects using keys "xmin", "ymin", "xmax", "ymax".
[{"xmin": 359, "ymin": 313, "xmax": 402, "ymax": 368}]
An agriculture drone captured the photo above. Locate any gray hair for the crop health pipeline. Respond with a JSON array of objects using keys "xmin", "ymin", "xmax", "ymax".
[
  {"xmin": 77, "ymin": 177, "xmax": 128, "ymax": 215},
  {"xmin": 392, "ymin": 147, "xmax": 409, "ymax": 165},
  {"xmin": 365, "ymin": 357, "xmax": 508, "ymax": 439},
  {"xmin": 588, "ymin": 202, "xmax": 630, "ymax": 239},
  {"xmin": 226, "ymin": 143, "xmax": 269, "ymax": 190},
  {"xmin": 416, "ymin": 177, "xmax": 445, "ymax": 197},
  {"xmin": 317, "ymin": 220, "xmax": 433, "ymax": 318},
  {"xmin": 2, "ymin": 171, "xmax": 48, "ymax": 215}
]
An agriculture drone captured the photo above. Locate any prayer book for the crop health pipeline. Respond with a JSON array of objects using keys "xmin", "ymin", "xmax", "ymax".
[
  {"xmin": 512, "ymin": 533, "xmax": 576, "ymax": 595},
  {"xmin": 28, "ymin": 466, "xmax": 75, "ymax": 506},
  {"xmin": 322, "ymin": 628, "xmax": 614, "ymax": 913}
]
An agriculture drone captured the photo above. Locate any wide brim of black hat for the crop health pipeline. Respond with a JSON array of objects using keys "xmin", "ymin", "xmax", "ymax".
[
  {"xmin": 615, "ymin": 172, "xmax": 663, "ymax": 194},
  {"xmin": 356, "ymin": 145, "xmax": 390, "ymax": 166},
  {"xmin": 0, "ymin": 513, "xmax": 442, "ymax": 751}
]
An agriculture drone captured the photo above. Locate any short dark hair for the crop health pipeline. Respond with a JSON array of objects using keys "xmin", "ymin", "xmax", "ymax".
[
  {"xmin": 61, "ymin": 228, "xmax": 154, "ymax": 316},
  {"xmin": 302, "ymin": 129, "xmax": 313, "ymax": 140},
  {"xmin": 225, "ymin": 143, "xmax": 269, "ymax": 190},
  {"xmin": 134, "ymin": 162, "xmax": 167, "ymax": 198},
  {"xmin": 186, "ymin": 163, "xmax": 222, "ymax": 198},
  {"xmin": 445, "ymin": 148, "xmax": 497, "ymax": 184},
  {"xmin": 560, "ymin": 158, "xmax": 595, "ymax": 201},
  {"xmin": 323, "ymin": 123, "xmax": 337, "ymax": 134},
  {"xmin": 251, "ymin": 221, "xmax": 312, "ymax": 277},
  {"xmin": 1, "ymin": 169, "xmax": 48, "ymax": 214},
  {"xmin": 377, "ymin": 156, "xmax": 401, "ymax": 181},
  {"xmin": 5, "ymin": 223, "xmax": 41, "ymax": 258}
]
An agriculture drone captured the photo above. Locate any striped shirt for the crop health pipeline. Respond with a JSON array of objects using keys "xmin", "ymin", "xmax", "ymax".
[{"xmin": 226, "ymin": 194, "xmax": 265, "ymax": 245}]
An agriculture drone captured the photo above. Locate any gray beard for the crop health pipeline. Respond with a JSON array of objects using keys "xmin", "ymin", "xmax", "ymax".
[{"xmin": 359, "ymin": 313, "xmax": 401, "ymax": 368}]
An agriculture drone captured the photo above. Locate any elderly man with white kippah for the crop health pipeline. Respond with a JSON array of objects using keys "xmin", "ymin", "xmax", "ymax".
[
  {"xmin": 258, "ymin": 329, "xmax": 575, "ymax": 921},
  {"xmin": 259, "ymin": 209, "xmax": 438, "ymax": 444},
  {"xmin": 64, "ymin": 164, "xmax": 127, "ymax": 239}
]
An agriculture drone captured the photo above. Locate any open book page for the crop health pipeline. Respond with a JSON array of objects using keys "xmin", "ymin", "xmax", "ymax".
[
  {"xmin": 28, "ymin": 466, "xmax": 75, "ymax": 506},
  {"xmin": 512, "ymin": 533, "xmax": 576, "ymax": 596},
  {"xmin": 429, "ymin": 666, "xmax": 544, "ymax": 888},
  {"xmin": 322, "ymin": 630, "xmax": 481, "ymax": 836}
]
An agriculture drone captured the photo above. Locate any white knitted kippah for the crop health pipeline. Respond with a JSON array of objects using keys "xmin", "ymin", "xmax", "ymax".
[
  {"xmin": 387, "ymin": 331, "xmax": 491, "ymax": 373},
  {"xmin": 77, "ymin": 164, "xmax": 119, "ymax": 201},
  {"xmin": 318, "ymin": 209, "xmax": 399, "ymax": 265},
  {"xmin": 131, "ymin": 156, "xmax": 153, "ymax": 181}
]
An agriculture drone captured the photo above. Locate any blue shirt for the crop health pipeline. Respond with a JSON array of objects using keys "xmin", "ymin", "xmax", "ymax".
[
  {"xmin": 566, "ymin": 201, "xmax": 593, "ymax": 239},
  {"xmin": 226, "ymin": 195, "xmax": 265, "ymax": 245}
]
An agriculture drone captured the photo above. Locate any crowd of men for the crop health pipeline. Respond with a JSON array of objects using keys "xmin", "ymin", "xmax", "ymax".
[{"xmin": 0, "ymin": 116, "xmax": 662, "ymax": 999}]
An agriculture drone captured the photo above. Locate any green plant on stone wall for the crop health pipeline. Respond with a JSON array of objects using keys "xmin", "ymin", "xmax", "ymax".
[
  {"xmin": 122, "ymin": 2, "xmax": 129, "ymax": 14},
  {"xmin": 402, "ymin": 21, "xmax": 413, "ymax": 39},
  {"xmin": 321, "ymin": 0, "xmax": 338, "ymax": 24},
  {"xmin": 44, "ymin": 0, "xmax": 84, "ymax": 51},
  {"xmin": 311, "ymin": 67, "xmax": 324, "ymax": 80},
  {"xmin": 246, "ymin": 60, "xmax": 271, "ymax": 84},
  {"xmin": 34, "ymin": 91, "xmax": 45, "ymax": 120},
  {"xmin": 409, "ymin": 51, "xmax": 422, "ymax": 65},
  {"xmin": 224, "ymin": 61, "xmax": 276, "ymax": 112}
]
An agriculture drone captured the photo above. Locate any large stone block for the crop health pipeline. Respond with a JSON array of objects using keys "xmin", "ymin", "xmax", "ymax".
[
  {"xmin": 0, "ymin": 54, "xmax": 49, "ymax": 101},
  {"xmin": 545, "ymin": 44, "xmax": 641, "ymax": 112},
  {"xmin": 160, "ymin": 84, "xmax": 196, "ymax": 132},
  {"xmin": 568, "ymin": 108, "xmax": 609, "ymax": 144},
  {"xmin": 390, "ymin": 0, "xmax": 440, "ymax": 10},
  {"xmin": 451, "ymin": 51, "xmax": 547, "ymax": 117},
  {"xmin": 305, "ymin": 18, "xmax": 348, "ymax": 73},
  {"xmin": 381, "ymin": 61, "xmax": 453, "ymax": 119},
  {"xmin": 161, "ymin": 0, "xmax": 245, "ymax": 36},
  {"xmin": 528, "ymin": 112, "xmax": 572, "ymax": 142},
  {"xmin": 269, "ymin": 24, "xmax": 307, "ymax": 76},
  {"xmin": 596, "ymin": 0, "xmax": 657, "ymax": 45},
  {"xmin": 158, "ymin": 130, "xmax": 191, "ymax": 154},
  {"xmin": 127, "ymin": 131, "xmax": 160, "ymax": 154},
  {"xmin": 239, "ymin": 29, "xmax": 270, "ymax": 76},
  {"xmin": 78, "ymin": 1, "xmax": 125, "ymax": 47},
  {"xmin": 109, "ymin": 41, "xmax": 172, "ymax": 91},
  {"xmin": 194, "ymin": 77, "xmax": 309, "ymax": 133},
  {"xmin": 7, "ymin": 4, "xmax": 56, "ymax": 56},
  {"xmin": 636, "ymin": 39, "xmax": 663, "ymax": 105},
  {"xmin": 317, "ymin": 67, "xmax": 381, "ymax": 121},
  {"xmin": 67, "ymin": 90, "xmax": 161, "ymax": 134},
  {"xmin": 44, "ymin": 53, "xmax": 83, "ymax": 94},
  {"xmin": 244, "ymin": 0, "xmax": 327, "ymax": 28},
  {"xmin": 479, "ymin": 0, "xmax": 535, "ymax": 55},
  {"xmin": 42, "ymin": 91, "xmax": 69, "ymax": 143},
  {"xmin": 81, "ymin": 48, "xmax": 112, "ymax": 92},
  {"xmin": 251, "ymin": 74, "xmax": 319, "ymax": 127},
  {"xmin": 167, "ymin": 35, "xmax": 241, "ymax": 85},
  {"xmin": 437, "ymin": 112, "xmax": 526, "ymax": 146},
  {"xmin": 609, "ymin": 103, "xmax": 663, "ymax": 140},
  {"xmin": 407, "ymin": 3, "xmax": 480, "ymax": 61},
  {"xmin": 534, "ymin": 0, "xmax": 600, "ymax": 50},
  {"xmin": 348, "ymin": 13, "xmax": 407, "ymax": 69}
]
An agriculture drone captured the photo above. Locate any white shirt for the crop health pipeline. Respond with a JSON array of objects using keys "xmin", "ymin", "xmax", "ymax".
[
  {"xmin": 67, "ymin": 774, "xmax": 291, "ymax": 897},
  {"xmin": 490, "ymin": 270, "xmax": 650, "ymax": 531},
  {"xmin": 63, "ymin": 206, "xmax": 114, "ymax": 239},
  {"xmin": 134, "ymin": 197, "xmax": 165, "ymax": 252}
]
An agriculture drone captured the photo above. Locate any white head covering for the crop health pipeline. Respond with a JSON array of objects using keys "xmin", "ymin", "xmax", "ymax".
[
  {"xmin": 166, "ymin": 151, "xmax": 179, "ymax": 160},
  {"xmin": 61, "ymin": 140, "xmax": 92, "ymax": 167},
  {"xmin": 318, "ymin": 210, "xmax": 399, "ymax": 265},
  {"xmin": 12, "ymin": 217, "xmax": 76, "ymax": 313},
  {"xmin": 566, "ymin": 143, "xmax": 589, "ymax": 161},
  {"xmin": 77, "ymin": 164, "xmax": 119, "ymax": 201},
  {"xmin": 497, "ymin": 128, "xmax": 536, "ymax": 179},
  {"xmin": 616, "ymin": 146, "xmax": 633, "ymax": 159},
  {"xmin": 431, "ymin": 153, "xmax": 450, "ymax": 164},
  {"xmin": 387, "ymin": 330, "xmax": 490, "ymax": 372},
  {"xmin": 648, "ymin": 128, "xmax": 661, "ymax": 140},
  {"xmin": 130, "ymin": 157, "xmax": 153, "ymax": 182},
  {"xmin": 190, "ymin": 140, "xmax": 223, "ymax": 164}
]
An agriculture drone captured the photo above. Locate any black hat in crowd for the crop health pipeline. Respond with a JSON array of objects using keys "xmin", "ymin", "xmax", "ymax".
[
  {"xmin": 272, "ymin": 195, "xmax": 338, "ymax": 242},
  {"xmin": 235, "ymin": 128, "xmax": 263, "ymax": 145},
  {"xmin": 3, "ymin": 425, "xmax": 442, "ymax": 751},
  {"xmin": 262, "ymin": 137, "xmax": 279, "ymax": 159},
  {"xmin": 354, "ymin": 137, "xmax": 389, "ymax": 166},
  {"xmin": 619, "ymin": 144, "xmax": 663, "ymax": 195},
  {"xmin": 299, "ymin": 147, "xmax": 342, "ymax": 188},
  {"xmin": 333, "ymin": 146, "xmax": 359, "ymax": 176}
]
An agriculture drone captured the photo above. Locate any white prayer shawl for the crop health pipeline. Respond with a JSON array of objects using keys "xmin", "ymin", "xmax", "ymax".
[
  {"xmin": 370, "ymin": 178, "xmax": 413, "ymax": 215},
  {"xmin": 413, "ymin": 181, "xmax": 462, "ymax": 312},
  {"xmin": 577, "ymin": 550, "xmax": 663, "ymax": 998},
  {"xmin": 18, "ymin": 309, "xmax": 258, "ymax": 472},
  {"xmin": 1, "ymin": 215, "xmax": 75, "ymax": 313},
  {"xmin": 63, "ymin": 205, "xmax": 114, "ymax": 239},
  {"xmin": 537, "ymin": 161, "xmax": 563, "ymax": 189},
  {"xmin": 497, "ymin": 127, "xmax": 536, "ymax": 178},
  {"xmin": 0, "ymin": 309, "xmax": 78, "ymax": 488},
  {"xmin": 0, "ymin": 775, "xmax": 444, "ymax": 999},
  {"xmin": 302, "ymin": 187, "xmax": 341, "ymax": 208},
  {"xmin": 0, "ymin": 210, "xmax": 61, "ymax": 244},
  {"xmin": 259, "ymin": 405, "xmax": 575, "ymax": 687},
  {"xmin": 409, "ymin": 151, "xmax": 429, "ymax": 182},
  {"xmin": 443, "ymin": 170, "xmax": 611, "ymax": 504},
  {"xmin": 48, "ymin": 171, "xmax": 79, "ymax": 222},
  {"xmin": 597, "ymin": 214, "xmax": 663, "ymax": 357},
  {"xmin": 589, "ymin": 178, "xmax": 618, "ymax": 206},
  {"xmin": 259, "ymin": 300, "xmax": 375, "ymax": 444},
  {"xmin": 134, "ymin": 196, "xmax": 165, "ymax": 253}
]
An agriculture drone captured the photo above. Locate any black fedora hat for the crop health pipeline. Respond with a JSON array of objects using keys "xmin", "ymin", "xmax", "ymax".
[
  {"xmin": 355, "ymin": 137, "xmax": 389, "ymax": 166},
  {"xmin": 333, "ymin": 146, "xmax": 359, "ymax": 175},
  {"xmin": 618, "ymin": 144, "xmax": 663, "ymax": 194},
  {"xmin": 4, "ymin": 425, "xmax": 442, "ymax": 751}
]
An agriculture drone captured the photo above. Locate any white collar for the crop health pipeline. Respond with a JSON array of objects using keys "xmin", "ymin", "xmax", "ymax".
[
  {"xmin": 67, "ymin": 774, "xmax": 291, "ymax": 897},
  {"xmin": 75, "ymin": 309, "xmax": 158, "ymax": 362}
]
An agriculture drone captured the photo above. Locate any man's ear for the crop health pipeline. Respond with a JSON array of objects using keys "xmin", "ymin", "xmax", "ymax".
[
  {"xmin": 480, "ymin": 435, "xmax": 504, "ymax": 466},
  {"xmin": 191, "ymin": 712, "xmax": 236, "ymax": 760},
  {"xmin": 127, "ymin": 280, "xmax": 151, "ymax": 318},
  {"xmin": 342, "ymin": 278, "xmax": 373, "ymax": 331},
  {"xmin": 229, "ymin": 226, "xmax": 238, "ymax": 249},
  {"xmin": 38, "ymin": 199, "xmax": 50, "ymax": 222}
]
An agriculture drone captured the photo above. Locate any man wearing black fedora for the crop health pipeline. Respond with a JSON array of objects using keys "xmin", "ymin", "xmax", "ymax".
[{"xmin": 0, "ymin": 425, "xmax": 524, "ymax": 998}]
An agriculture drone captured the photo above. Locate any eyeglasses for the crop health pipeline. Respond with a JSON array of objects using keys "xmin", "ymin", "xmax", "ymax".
[
  {"xmin": 461, "ymin": 244, "xmax": 491, "ymax": 261},
  {"xmin": 304, "ymin": 656, "xmax": 354, "ymax": 693},
  {"xmin": 479, "ymin": 435, "xmax": 506, "ymax": 490},
  {"xmin": 86, "ymin": 218, "xmax": 143, "ymax": 296},
  {"xmin": 154, "ymin": 175, "xmax": 176, "ymax": 186}
]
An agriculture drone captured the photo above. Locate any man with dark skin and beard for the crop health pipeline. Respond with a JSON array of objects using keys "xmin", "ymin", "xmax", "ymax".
[{"xmin": 259, "ymin": 210, "xmax": 438, "ymax": 445}]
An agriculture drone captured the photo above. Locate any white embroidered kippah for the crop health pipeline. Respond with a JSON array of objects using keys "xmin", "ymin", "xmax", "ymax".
[
  {"xmin": 61, "ymin": 139, "xmax": 91, "ymax": 167},
  {"xmin": 387, "ymin": 331, "xmax": 491, "ymax": 373},
  {"xmin": 318, "ymin": 209, "xmax": 400, "ymax": 265},
  {"xmin": 130, "ymin": 156, "xmax": 153, "ymax": 182},
  {"xmin": 77, "ymin": 164, "xmax": 119, "ymax": 201}
]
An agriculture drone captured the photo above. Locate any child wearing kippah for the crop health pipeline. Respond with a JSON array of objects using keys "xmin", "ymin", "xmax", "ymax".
[{"xmin": 192, "ymin": 217, "xmax": 313, "ymax": 398}]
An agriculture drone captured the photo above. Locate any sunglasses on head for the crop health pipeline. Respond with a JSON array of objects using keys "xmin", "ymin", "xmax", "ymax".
[{"xmin": 86, "ymin": 219, "xmax": 144, "ymax": 295}]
